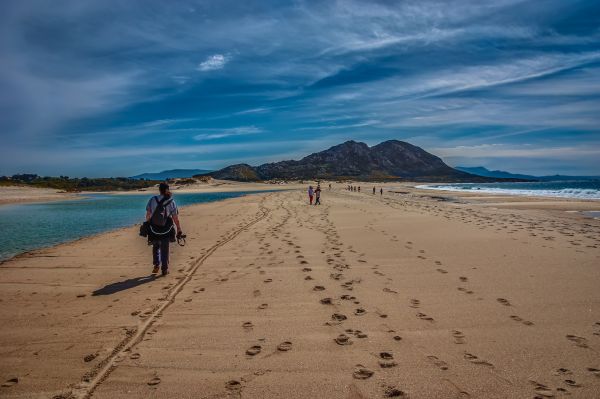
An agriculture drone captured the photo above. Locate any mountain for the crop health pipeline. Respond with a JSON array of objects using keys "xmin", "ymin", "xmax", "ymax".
[
  {"xmin": 456, "ymin": 166, "xmax": 600, "ymax": 181},
  {"xmin": 130, "ymin": 169, "xmax": 212, "ymax": 180},
  {"xmin": 455, "ymin": 166, "xmax": 536, "ymax": 180},
  {"xmin": 200, "ymin": 140, "xmax": 504, "ymax": 182}
]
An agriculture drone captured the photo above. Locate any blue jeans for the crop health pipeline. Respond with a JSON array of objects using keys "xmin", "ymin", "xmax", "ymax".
[{"xmin": 152, "ymin": 238, "xmax": 170, "ymax": 271}]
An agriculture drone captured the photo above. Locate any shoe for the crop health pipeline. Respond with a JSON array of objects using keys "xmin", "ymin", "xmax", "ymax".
[
  {"xmin": 152, "ymin": 266, "xmax": 159, "ymax": 274},
  {"xmin": 161, "ymin": 269, "xmax": 169, "ymax": 276}
]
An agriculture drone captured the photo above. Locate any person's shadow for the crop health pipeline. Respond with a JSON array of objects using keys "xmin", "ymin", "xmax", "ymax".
[{"xmin": 92, "ymin": 275, "xmax": 157, "ymax": 296}]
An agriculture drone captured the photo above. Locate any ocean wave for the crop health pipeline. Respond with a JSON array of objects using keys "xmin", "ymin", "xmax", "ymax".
[{"xmin": 416, "ymin": 184, "xmax": 600, "ymax": 200}]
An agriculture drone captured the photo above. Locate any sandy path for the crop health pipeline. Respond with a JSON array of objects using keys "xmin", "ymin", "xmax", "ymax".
[{"xmin": 1, "ymin": 188, "xmax": 599, "ymax": 398}]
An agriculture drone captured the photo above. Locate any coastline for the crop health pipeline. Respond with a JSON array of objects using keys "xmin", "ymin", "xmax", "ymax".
[
  {"xmin": 0, "ymin": 185, "xmax": 80, "ymax": 206},
  {"xmin": 0, "ymin": 184, "xmax": 599, "ymax": 398}
]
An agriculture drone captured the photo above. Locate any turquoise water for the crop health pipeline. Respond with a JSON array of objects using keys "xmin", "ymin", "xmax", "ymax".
[{"xmin": 0, "ymin": 191, "xmax": 266, "ymax": 261}]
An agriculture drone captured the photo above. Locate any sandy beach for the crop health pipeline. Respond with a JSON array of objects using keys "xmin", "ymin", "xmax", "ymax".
[
  {"xmin": 0, "ymin": 186, "xmax": 78, "ymax": 206},
  {"xmin": 1, "ymin": 185, "xmax": 599, "ymax": 398}
]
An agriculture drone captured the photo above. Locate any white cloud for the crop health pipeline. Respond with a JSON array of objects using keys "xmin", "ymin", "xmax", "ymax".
[
  {"xmin": 197, "ymin": 54, "xmax": 229, "ymax": 71},
  {"xmin": 193, "ymin": 126, "xmax": 263, "ymax": 141}
]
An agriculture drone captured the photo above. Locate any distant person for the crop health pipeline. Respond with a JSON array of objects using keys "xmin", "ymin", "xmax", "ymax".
[
  {"xmin": 373, "ymin": 187, "xmax": 376, "ymax": 194},
  {"xmin": 146, "ymin": 182, "xmax": 183, "ymax": 276},
  {"xmin": 329, "ymin": 183, "xmax": 332, "ymax": 190},
  {"xmin": 308, "ymin": 185, "xmax": 314, "ymax": 205},
  {"xmin": 380, "ymin": 188, "xmax": 383, "ymax": 196},
  {"xmin": 315, "ymin": 185, "xmax": 321, "ymax": 205},
  {"xmin": 358, "ymin": 186, "xmax": 361, "ymax": 193}
]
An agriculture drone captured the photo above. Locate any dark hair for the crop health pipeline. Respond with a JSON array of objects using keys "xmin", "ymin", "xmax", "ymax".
[{"xmin": 159, "ymin": 182, "xmax": 169, "ymax": 195}]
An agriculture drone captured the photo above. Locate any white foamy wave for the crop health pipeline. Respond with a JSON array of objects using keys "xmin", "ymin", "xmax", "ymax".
[{"xmin": 416, "ymin": 185, "xmax": 600, "ymax": 200}]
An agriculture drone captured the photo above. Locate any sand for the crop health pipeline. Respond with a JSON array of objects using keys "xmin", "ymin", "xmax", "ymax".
[
  {"xmin": 0, "ymin": 186, "xmax": 78, "ymax": 205},
  {"xmin": 0, "ymin": 184, "xmax": 599, "ymax": 398}
]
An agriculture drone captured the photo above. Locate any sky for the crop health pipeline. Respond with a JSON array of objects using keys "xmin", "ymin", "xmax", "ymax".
[{"xmin": 1, "ymin": 0, "xmax": 599, "ymax": 177}]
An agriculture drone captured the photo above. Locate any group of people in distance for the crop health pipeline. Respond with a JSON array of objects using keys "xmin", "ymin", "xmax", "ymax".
[
  {"xmin": 307, "ymin": 184, "xmax": 321, "ymax": 205},
  {"xmin": 346, "ymin": 185, "xmax": 383, "ymax": 195}
]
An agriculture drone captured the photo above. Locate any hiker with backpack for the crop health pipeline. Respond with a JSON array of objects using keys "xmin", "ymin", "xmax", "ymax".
[{"xmin": 145, "ymin": 182, "xmax": 183, "ymax": 276}]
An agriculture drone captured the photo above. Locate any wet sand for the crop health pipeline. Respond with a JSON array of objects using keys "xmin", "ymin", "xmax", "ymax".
[{"xmin": 1, "ymin": 185, "xmax": 599, "ymax": 398}]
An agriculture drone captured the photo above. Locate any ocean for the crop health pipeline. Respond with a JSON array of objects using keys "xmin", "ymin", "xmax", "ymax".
[
  {"xmin": 0, "ymin": 191, "xmax": 269, "ymax": 261},
  {"xmin": 417, "ymin": 180, "xmax": 600, "ymax": 200}
]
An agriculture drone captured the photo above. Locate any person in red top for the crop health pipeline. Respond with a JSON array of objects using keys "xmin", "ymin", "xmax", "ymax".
[{"xmin": 308, "ymin": 185, "xmax": 314, "ymax": 205}]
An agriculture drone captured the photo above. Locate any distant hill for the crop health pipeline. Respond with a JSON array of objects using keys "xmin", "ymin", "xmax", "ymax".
[
  {"xmin": 130, "ymin": 169, "xmax": 212, "ymax": 180},
  {"xmin": 455, "ymin": 166, "xmax": 536, "ymax": 180},
  {"xmin": 456, "ymin": 166, "xmax": 600, "ymax": 181},
  {"xmin": 200, "ymin": 140, "xmax": 505, "ymax": 182}
]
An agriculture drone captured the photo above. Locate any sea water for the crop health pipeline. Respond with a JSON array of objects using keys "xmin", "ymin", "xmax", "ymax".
[
  {"xmin": 417, "ymin": 180, "xmax": 600, "ymax": 200},
  {"xmin": 0, "ymin": 191, "xmax": 269, "ymax": 261}
]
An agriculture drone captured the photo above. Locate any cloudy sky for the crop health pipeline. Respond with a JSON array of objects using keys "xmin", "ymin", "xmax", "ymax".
[{"xmin": 1, "ymin": 0, "xmax": 599, "ymax": 177}]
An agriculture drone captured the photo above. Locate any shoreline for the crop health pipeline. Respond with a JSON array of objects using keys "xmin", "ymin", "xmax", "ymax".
[{"xmin": 0, "ymin": 189, "xmax": 285, "ymax": 264}]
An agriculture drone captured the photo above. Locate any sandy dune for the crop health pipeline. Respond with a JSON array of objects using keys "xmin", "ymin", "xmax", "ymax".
[
  {"xmin": 0, "ymin": 186, "xmax": 77, "ymax": 205},
  {"xmin": 1, "ymin": 186, "xmax": 599, "ymax": 398}
]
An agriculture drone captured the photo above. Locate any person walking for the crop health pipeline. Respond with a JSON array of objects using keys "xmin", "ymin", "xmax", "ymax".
[
  {"xmin": 380, "ymin": 188, "xmax": 383, "ymax": 196},
  {"xmin": 373, "ymin": 187, "xmax": 376, "ymax": 195},
  {"xmin": 314, "ymin": 185, "xmax": 321, "ymax": 205},
  {"xmin": 146, "ymin": 182, "xmax": 183, "ymax": 276},
  {"xmin": 308, "ymin": 185, "xmax": 314, "ymax": 205}
]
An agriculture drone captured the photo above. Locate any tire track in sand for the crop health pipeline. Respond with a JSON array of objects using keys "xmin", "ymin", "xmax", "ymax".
[{"xmin": 63, "ymin": 198, "xmax": 272, "ymax": 399}]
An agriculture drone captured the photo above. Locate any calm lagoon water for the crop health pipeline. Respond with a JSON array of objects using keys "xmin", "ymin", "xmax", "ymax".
[{"xmin": 0, "ymin": 191, "xmax": 267, "ymax": 261}]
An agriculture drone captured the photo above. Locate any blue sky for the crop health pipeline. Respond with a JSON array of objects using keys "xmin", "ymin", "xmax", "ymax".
[{"xmin": 1, "ymin": 0, "xmax": 599, "ymax": 177}]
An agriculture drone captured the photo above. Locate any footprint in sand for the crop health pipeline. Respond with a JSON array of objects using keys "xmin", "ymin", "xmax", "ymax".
[
  {"xmin": 530, "ymin": 381, "xmax": 553, "ymax": 397},
  {"xmin": 379, "ymin": 352, "xmax": 397, "ymax": 368},
  {"xmin": 263, "ymin": 278, "xmax": 272, "ymax": 283},
  {"xmin": 253, "ymin": 289, "xmax": 261, "ymax": 297},
  {"xmin": 258, "ymin": 303, "xmax": 268, "ymax": 310},
  {"xmin": 587, "ymin": 367, "xmax": 600, "ymax": 378},
  {"xmin": 497, "ymin": 298, "xmax": 511, "ymax": 306},
  {"xmin": 564, "ymin": 379, "xmax": 581, "ymax": 387},
  {"xmin": 436, "ymin": 268, "xmax": 448, "ymax": 274},
  {"xmin": 331, "ymin": 313, "xmax": 347, "ymax": 322},
  {"xmin": 246, "ymin": 345, "xmax": 262, "ymax": 356},
  {"xmin": 313, "ymin": 285, "xmax": 325, "ymax": 291},
  {"xmin": 566, "ymin": 334, "xmax": 589, "ymax": 348},
  {"xmin": 304, "ymin": 275, "xmax": 314, "ymax": 280},
  {"xmin": 350, "ymin": 329, "xmax": 368, "ymax": 339},
  {"xmin": 384, "ymin": 386, "xmax": 407, "ymax": 398},
  {"xmin": 320, "ymin": 297, "xmax": 333, "ymax": 305},
  {"xmin": 277, "ymin": 341, "xmax": 293, "ymax": 351},
  {"xmin": 242, "ymin": 321, "xmax": 254, "ymax": 330},
  {"xmin": 335, "ymin": 334, "xmax": 353, "ymax": 345},
  {"xmin": 226, "ymin": 380, "xmax": 242, "ymax": 392},
  {"xmin": 452, "ymin": 330, "xmax": 466, "ymax": 344},
  {"xmin": 409, "ymin": 299, "xmax": 420, "ymax": 308},
  {"xmin": 1, "ymin": 378, "xmax": 18, "ymax": 388},
  {"xmin": 457, "ymin": 287, "xmax": 474, "ymax": 295},
  {"xmin": 416, "ymin": 312, "xmax": 434, "ymax": 321},
  {"xmin": 552, "ymin": 368, "xmax": 572, "ymax": 376},
  {"xmin": 383, "ymin": 287, "xmax": 397, "ymax": 294},
  {"xmin": 464, "ymin": 352, "xmax": 493, "ymax": 367},
  {"xmin": 459, "ymin": 276, "xmax": 468, "ymax": 282},
  {"xmin": 352, "ymin": 365, "xmax": 374, "ymax": 379},
  {"xmin": 130, "ymin": 353, "xmax": 141, "ymax": 360},
  {"xmin": 354, "ymin": 308, "xmax": 367, "ymax": 316},
  {"xmin": 83, "ymin": 353, "xmax": 98, "ymax": 362},
  {"xmin": 427, "ymin": 355, "xmax": 449, "ymax": 370},
  {"xmin": 193, "ymin": 287, "xmax": 205, "ymax": 293},
  {"xmin": 147, "ymin": 376, "xmax": 161, "ymax": 386},
  {"xmin": 302, "ymin": 267, "xmax": 312, "ymax": 272}
]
